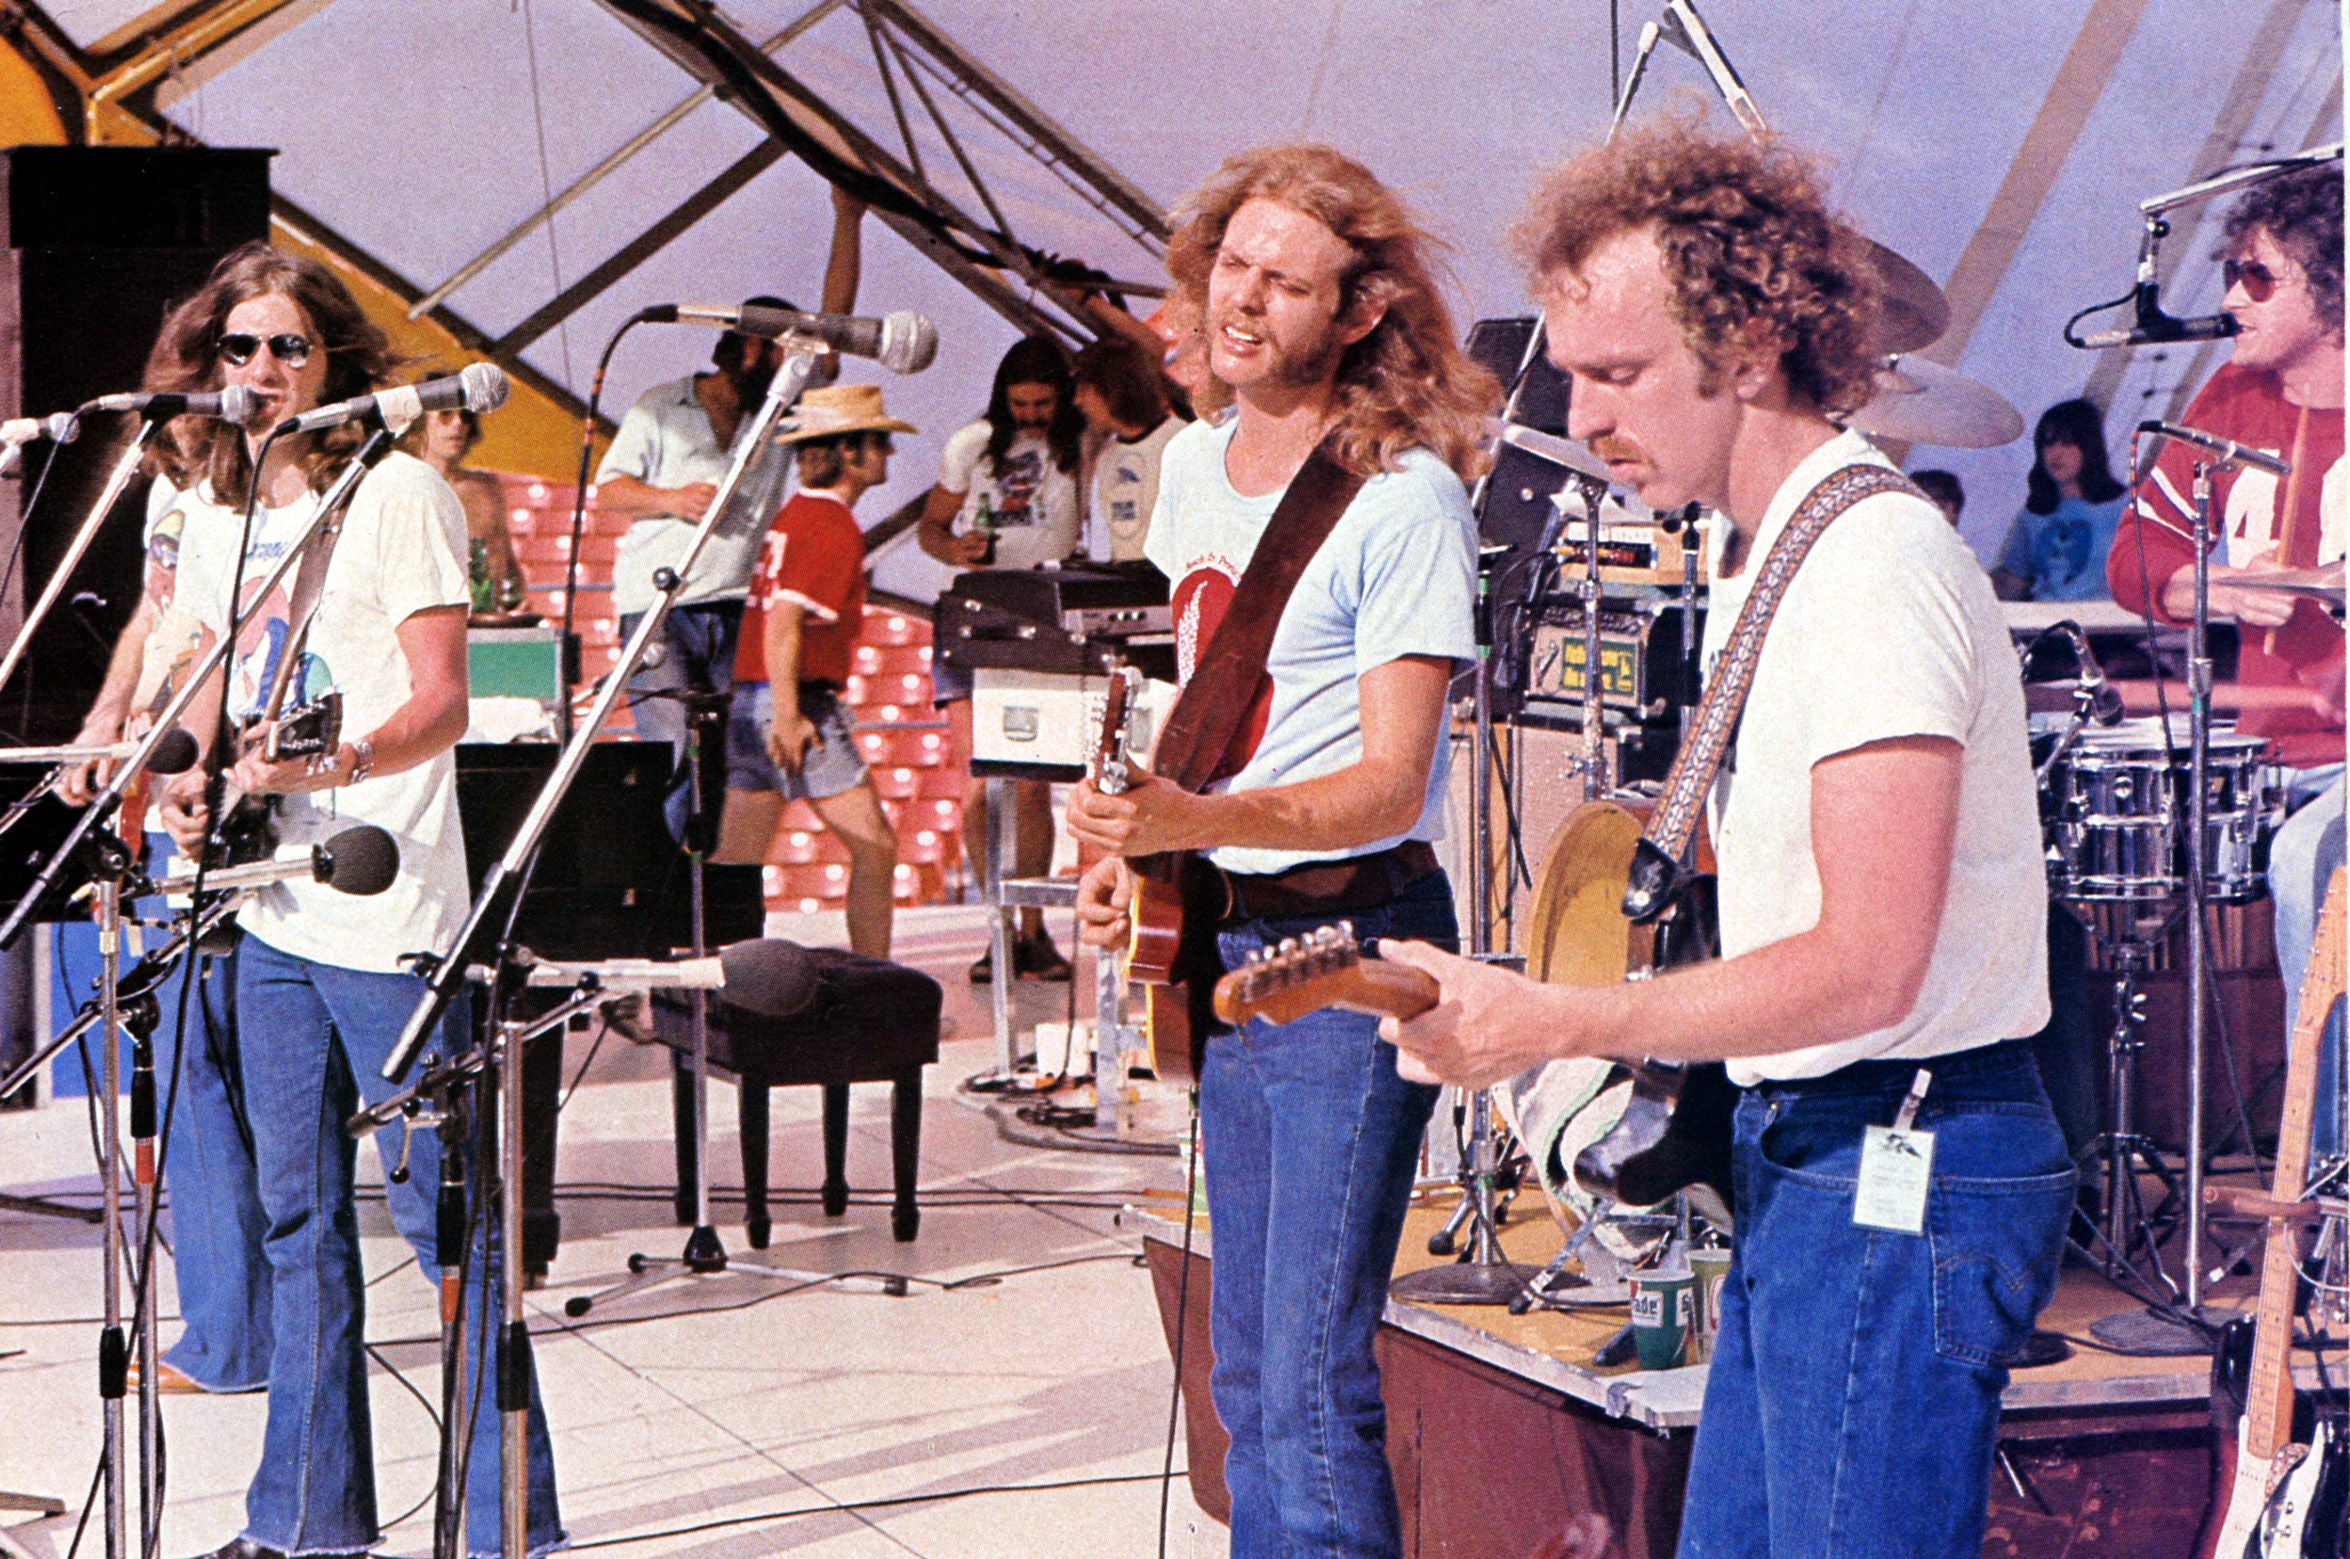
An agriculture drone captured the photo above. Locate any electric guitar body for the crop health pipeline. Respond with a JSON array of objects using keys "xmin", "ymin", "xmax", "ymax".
[{"xmin": 1524, "ymin": 794, "xmax": 1734, "ymax": 1210}]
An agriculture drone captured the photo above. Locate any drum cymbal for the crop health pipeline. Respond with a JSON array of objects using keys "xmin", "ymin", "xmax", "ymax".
[
  {"xmin": 2224, "ymin": 568, "xmax": 2344, "ymax": 605},
  {"xmin": 1862, "ymin": 239, "xmax": 1950, "ymax": 355},
  {"xmin": 1847, "ymin": 353, "xmax": 2025, "ymax": 448}
]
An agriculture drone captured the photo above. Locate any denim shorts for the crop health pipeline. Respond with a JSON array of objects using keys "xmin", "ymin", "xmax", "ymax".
[{"xmin": 725, "ymin": 681, "xmax": 869, "ymax": 800}]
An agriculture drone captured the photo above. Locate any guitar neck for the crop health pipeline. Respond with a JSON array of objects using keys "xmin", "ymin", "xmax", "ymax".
[{"xmin": 2241, "ymin": 869, "xmax": 2347, "ymax": 1461}]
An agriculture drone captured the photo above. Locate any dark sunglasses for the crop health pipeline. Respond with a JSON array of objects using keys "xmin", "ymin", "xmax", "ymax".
[
  {"xmin": 218, "ymin": 332, "xmax": 314, "ymax": 367},
  {"xmin": 2222, "ymin": 258, "xmax": 2280, "ymax": 303}
]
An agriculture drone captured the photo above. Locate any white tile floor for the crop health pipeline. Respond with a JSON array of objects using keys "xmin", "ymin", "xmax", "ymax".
[{"xmin": 0, "ymin": 906, "xmax": 1227, "ymax": 1559}]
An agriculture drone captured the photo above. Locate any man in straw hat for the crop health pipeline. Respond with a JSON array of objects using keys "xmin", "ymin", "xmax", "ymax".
[{"xmin": 712, "ymin": 382, "xmax": 912, "ymax": 957}]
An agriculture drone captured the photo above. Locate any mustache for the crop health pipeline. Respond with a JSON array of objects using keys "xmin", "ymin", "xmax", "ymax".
[{"xmin": 1589, "ymin": 436, "xmax": 1643, "ymax": 463}]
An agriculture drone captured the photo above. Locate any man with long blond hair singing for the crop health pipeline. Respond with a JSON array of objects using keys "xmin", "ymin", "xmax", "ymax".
[{"xmin": 1067, "ymin": 142, "xmax": 1496, "ymax": 1557}]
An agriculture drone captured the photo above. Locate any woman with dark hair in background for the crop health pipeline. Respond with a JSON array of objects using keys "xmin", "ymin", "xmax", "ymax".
[{"xmin": 1991, "ymin": 397, "xmax": 2127, "ymax": 601}]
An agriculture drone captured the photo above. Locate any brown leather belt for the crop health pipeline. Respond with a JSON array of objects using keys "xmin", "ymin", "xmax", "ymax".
[{"xmin": 1212, "ymin": 840, "xmax": 1440, "ymax": 924}]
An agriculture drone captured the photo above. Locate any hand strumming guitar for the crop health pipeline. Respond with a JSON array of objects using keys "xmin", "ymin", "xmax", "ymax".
[{"xmin": 1074, "ymin": 856, "xmax": 1133, "ymax": 950}]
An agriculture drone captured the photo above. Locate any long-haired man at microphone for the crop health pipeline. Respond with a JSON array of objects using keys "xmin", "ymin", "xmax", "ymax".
[
  {"xmin": 2106, "ymin": 162, "xmax": 2345, "ymax": 1157},
  {"xmin": 143, "ymin": 241, "xmax": 562, "ymax": 1559}
]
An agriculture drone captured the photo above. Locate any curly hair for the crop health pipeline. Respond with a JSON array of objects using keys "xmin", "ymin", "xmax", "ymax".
[
  {"xmin": 1165, "ymin": 143, "xmax": 1497, "ymax": 480},
  {"xmin": 142, "ymin": 241, "xmax": 402, "ymax": 507},
  {"xmin": 1512, "ymin": 121, "xmax": 1882, "ymax": 414},
  {"xmin": 2219, "ymin": 163, "xmax": 2343, "ymax": 345}
]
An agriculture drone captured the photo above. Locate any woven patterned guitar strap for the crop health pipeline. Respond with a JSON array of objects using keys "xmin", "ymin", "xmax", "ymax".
[{"xmin": 1621, "ymin": 463, "xmax": 1923, "ymax": 921}]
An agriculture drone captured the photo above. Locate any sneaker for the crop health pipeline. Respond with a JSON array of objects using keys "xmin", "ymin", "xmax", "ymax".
[{"xmin": 968, "ymin": 945, "xmax": 994, "ymax": 984}]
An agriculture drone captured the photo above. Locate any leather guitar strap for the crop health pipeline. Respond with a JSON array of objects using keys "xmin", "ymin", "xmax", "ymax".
[
  {"xmin": 1150, "ymin": 440, "xmax": 1366, "ymax": 791},
  {"xmin": 1621, "ymin": 463, "xmax": 1922, "ymax": 921}
]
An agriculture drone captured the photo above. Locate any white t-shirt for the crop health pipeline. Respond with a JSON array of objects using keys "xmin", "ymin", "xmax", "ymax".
[
  {"xmin": 596, "ymin": 375, "xmax": 792, "ymax": 614},
  {"xmin": 1144, "ymin": 416, "xmax": 1477, "ymax": 877},
  {"xmin": 937, "ymin": 419, "xmax": 1082, "ymax": 570},
  {"xmin": 1703, "ymin": 430, "xmax": 2049, "ymax": 1085},
  {"xmin": 1085, "ymin": 416, "xmax": 1185, "ymax": 562},
  {"xmin": 175, "ymin": 452, "xmax": 474, "ymax": 973}
]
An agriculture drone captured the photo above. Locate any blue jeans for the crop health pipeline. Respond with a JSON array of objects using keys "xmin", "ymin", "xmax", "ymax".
[
  {"xmin": 1679, "ymin": 1040, "xmax": 2075, "ymax": 1559},
  {"xmin": 621, "ymin": 601, "xmax": 742, "ymax": 841},
  {"xmin": 142, "ymin": 847, "xmax": 272, "ymax": 1391},
  {"xmin": 1201, "ymin": 869, "xmax": 1453, "ymax": 1559},
  {"xmin": 2271, "ymin": 768, "xmax": 2344, "ymax": 1160},
  {"xmin": 236, "ymin": 933, "xmax": 563, "ymax": 1558}
]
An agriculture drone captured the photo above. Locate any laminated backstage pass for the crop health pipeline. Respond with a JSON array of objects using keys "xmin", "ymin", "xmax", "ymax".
[{"xmin": 1853, "ymin": 1068, "xmax": 1934, "ymax": 1234}]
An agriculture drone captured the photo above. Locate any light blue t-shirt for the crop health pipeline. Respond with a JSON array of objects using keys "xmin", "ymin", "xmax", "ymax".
[
  {"xmin": 1142, "ymin": 417, "xmax": 1477, "ymax": 876},
  {"xmin": 1996, "ymin": 493, "xmax": 2125, "ymax": 601}
]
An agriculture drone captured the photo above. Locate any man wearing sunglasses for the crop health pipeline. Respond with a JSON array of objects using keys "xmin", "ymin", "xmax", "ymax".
[{"xmin": 2107, "ymin": 162, "xmax": 2344, "ymax": 1157}]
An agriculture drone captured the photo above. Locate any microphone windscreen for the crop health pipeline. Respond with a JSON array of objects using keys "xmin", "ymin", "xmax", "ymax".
[
  {"xmin": 718, "ymin": 938, "xmax": 823, "ymax": 1017},
  {"xmin": 319, "ymin": 825, "xmax": 399, "ymax": 896},
  {"xmin": 881, "ymin": 311, "xmax": 938, "ymax": 375},
  {"xmin": 459, "ymin": 362, "xmax": 510, "ymax": 415},
  {"xmin": 143, "ymin": 727, "xmax": 198, "ymax": 775},
  {"xmin": 218, "ymin": 384, "xmax": 261, "ymax": 425}
]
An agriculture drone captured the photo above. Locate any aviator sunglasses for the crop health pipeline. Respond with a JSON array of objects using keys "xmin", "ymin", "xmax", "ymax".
[
  {"xmin": 2221, "ymin": 258, "xmax": 2281, "ymax": 303},
  {"xmin": 218, "ymin": 331, "xmax": 315, "ymax": 368}
]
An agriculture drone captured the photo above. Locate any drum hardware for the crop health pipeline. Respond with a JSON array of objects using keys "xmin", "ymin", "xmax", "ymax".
[
  {"xmin": 1845, "ymin": 354, "xmax": 2024, "ymax": 449},
  {"xmin": 2081, "ymin": 429, "xmax": 2294, "ymax": 1352},
  {"xmin": 1388, "ymin": 451, "xmax": 1560, "ymax": 1306}
]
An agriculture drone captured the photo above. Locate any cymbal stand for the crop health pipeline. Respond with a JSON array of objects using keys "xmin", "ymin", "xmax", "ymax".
[{"xmin": 1391, "ymin": 545, "xmax": 1539, "ymax": 1305}]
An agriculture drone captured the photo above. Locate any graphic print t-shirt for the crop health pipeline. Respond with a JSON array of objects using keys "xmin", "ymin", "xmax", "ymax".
[
  {"xmin": 175, "ymin": 452, "xmax": 473, "ymax": 972},
  {"xmin": 1142, "ymin": 417, "xmax": 1477, "ymax": 876},
  {"xmin": 937, "ymin": 419, "xmax": 1082, "ymax": 570}
]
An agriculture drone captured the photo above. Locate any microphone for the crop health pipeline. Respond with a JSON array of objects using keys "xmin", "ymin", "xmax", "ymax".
[
  {"xmin": 2078, "ymin": 305, "xmax": 2239, "ymax": 350},
  {"xmin": 8, "ymin": 727, "xmax": 199, "ymax": 773},
  {"xmin": 647, "ymin": 303, "xmax": 939, "ymax": 374},
  {"xmin": 276, "ymin": 363, "xmax": 509, "ymax": 437},
  {"xmin": 514, "ymin": 938, "xmax": 822, "ymax": 1018},
  {"xmin": 0, "ymin": 412, "xmax": 77, "ymax": 447},
  {"xmin": 150, "ymin": 824, "xmax": 400, "ymax": 898},
  {"xmin": 2138, "ymin": 419, "xmax": 2293, "ymax": 477},
  {"xmin": 83, "ymin": 385, "xmax": 262, "ymax": 423}
]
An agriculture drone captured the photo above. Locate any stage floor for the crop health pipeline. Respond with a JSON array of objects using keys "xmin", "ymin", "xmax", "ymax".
[{"xmin": 0, "ymin": 903, "xmax": 1225, "ymax": 1559}]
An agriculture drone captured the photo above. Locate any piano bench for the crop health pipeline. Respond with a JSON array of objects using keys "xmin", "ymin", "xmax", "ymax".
[{"xmin": 650, "ymin": 949, "xmax": 942, "ymax": 1244}]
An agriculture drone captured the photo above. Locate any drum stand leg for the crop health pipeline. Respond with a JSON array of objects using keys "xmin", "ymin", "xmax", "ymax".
[{"xmin": 2075, "ymin": 941, "xmax": 2185, "ymax": 1286}]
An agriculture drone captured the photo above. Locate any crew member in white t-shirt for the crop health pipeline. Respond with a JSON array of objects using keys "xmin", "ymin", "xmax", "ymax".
[
  {"xmin": 596, "ymin": 190, "xmax": 865, "ymax": 841},
  {"xmin": 917, "ymin": 335, "xmax": 1085, "ymax": 981},
  {"xmin": 1072, "ymin": 334, "xmax": 1185, "ymax": 563},
  {"xmin": 144, "ymin": 242, "xmax": 562, "ymax": 1559},
  {"xmin": 1381, "ymin": 126, "xmax": 2073, "ymax": 1559}
]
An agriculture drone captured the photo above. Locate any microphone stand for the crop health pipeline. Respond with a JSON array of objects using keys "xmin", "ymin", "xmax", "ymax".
[
  {"xmin": 0, "ymin": 428, "xmax": 398, "ymax": 954},
  {"xmin": 378, "ymin": 348, "xmax": 820, "ymax": 1087},
  {"xmin": 0, "ymin": 413, "xmax": 135, "ymax": 704}
]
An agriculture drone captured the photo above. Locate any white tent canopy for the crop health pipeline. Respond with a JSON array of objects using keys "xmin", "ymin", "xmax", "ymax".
[{"xmin": 36, "ymin": 0, "xmax": 2345, "ymax": 593}]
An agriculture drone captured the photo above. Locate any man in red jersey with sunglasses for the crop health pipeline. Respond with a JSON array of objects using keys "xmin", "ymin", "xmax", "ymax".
[{"xmin": 2107, "ymin": 161, "xmax": 2344, "ymax": 1157}]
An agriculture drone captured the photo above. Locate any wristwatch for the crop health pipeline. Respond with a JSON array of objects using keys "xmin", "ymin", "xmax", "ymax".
[{"xmin": 346, "ymin": 737, "xmax": 375, "ymax": 785}]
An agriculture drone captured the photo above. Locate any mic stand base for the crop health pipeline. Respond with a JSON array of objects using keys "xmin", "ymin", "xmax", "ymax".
[
  {"xmin": 1389, "ymin": 1258, "xmax": 1546, "ymax": 1308},
  {"xmin": 0, "ymin": 1192, "xmax": 102, "ymax": 1224}
]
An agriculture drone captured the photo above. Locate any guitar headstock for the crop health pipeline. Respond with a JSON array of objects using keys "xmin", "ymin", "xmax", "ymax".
[
  {"xmin": 1211, "ymin": 923, "xmax": 1440, "ymax": 1027},
  {"xmin": 1091, "ymin": 663, "xmax": 1141, "ymax": 796}
]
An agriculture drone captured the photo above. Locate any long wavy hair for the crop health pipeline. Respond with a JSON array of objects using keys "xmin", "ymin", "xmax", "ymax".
[
  {"xmin": 1165, "ymin": 143, "xmax": 1497, "ymax": 480},
  {"xmin": 983, "ymin": 335, "xmax": 1084, "ymax": 474},
  {"xmin": 2024, "ymin": 398, "xmax": 2124, "ymax": 514},
  {"xmin": 142, "ymin": 241, "xmax": 401, "ymax": 507},
  {"xmin": 1513, "ymin": 119, "xmax": 1881, "ymax": 415}
]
